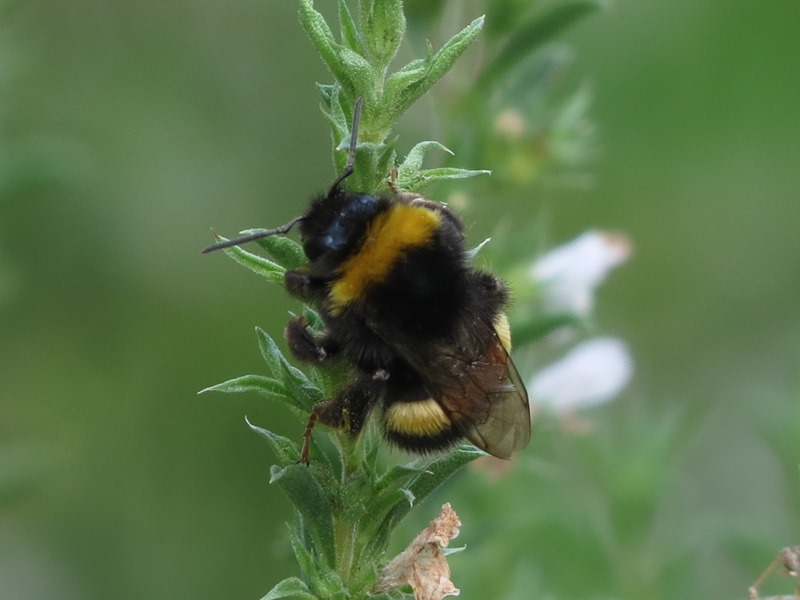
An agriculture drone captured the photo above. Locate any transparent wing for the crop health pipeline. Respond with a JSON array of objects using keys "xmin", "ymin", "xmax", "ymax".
[{"xmin": 400, "ymin": 321, "xmax": 531, "ymax": 459}]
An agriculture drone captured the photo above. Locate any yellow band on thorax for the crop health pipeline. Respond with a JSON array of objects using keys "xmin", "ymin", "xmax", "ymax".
[{"xmin": 329, "ymin": 204, "xmax": 441, "ymax": 310}]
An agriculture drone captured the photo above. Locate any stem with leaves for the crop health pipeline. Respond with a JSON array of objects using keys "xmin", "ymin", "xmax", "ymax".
[
  {"xmin": 201, "ymin": 1, "xmax": 602, "ymax": 598},
  {"xmin": 202, "ymin": 3, "xmax": 489, "ymax": 598}
]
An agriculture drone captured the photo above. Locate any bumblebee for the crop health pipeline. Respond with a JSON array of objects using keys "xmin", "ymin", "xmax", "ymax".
[{"xmin": 204, "ymin": 99, "xmax": 530, "ymax": 462}]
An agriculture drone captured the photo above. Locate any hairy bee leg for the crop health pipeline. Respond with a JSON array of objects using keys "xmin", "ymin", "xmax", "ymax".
[
  {"xmin": 298, "ymin": 381, "xmax": 378, "ymax": 463},
  {"xmin": 387, "ymin": 166, "xmax": 400, "ymax": 194},
  {"xmin": 284, "ymin": 269, "xmax": 318, "ymax": 301},
  {"xmin": 298, "ymin": 397, "xmax": 344, "ymax": 464},
  {"xmin": 299, "ymin": 410, "xmax": 318, "ymax": 465},
  {"xmin": 285, "ymin": 316, "xmax": 339, "ymax": 363}
]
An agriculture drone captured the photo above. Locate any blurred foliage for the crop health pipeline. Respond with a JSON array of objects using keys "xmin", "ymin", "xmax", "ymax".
[{"xmin": 1, "ymin": 0, "xmax": 799, "ymax": 599}]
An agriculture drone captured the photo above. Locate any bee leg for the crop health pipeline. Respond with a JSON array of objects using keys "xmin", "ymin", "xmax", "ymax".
[
  {"xmin": 285, "ymin": 316, "xmax": 340, "ymax": 363},
  {"xmin": 387, "ymin": 166, "xmax": 400, "ymax": 193},
  {"xmin": 298, "ymin": 397, "xmax": 344, "ymax": 465},
  {"xmin": 299, "ymin": 410, "xmax": 318, "ymax": 465},
  {"xmin": 284, "ymin": 269, "xmax": 319, "ymax": 301},
  {"xmin": 298, "ymin": 380, "xmax": 377, "ymax": 463}
]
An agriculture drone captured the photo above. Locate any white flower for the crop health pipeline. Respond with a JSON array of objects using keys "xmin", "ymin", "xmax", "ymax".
[
  {"xmin": 529, "ymin": 337, "xmax": 634, "ymax": 413},
  {"xmin": 532, "ymin": 230, "xmax": 632, "ymax": 317}
]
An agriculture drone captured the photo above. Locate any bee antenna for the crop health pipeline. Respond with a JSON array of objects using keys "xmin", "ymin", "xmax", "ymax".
[
  {"xmin": 201, "ymin": 215, "xmax": 305, "ymax": 254},
  {"xmin": 328, "ymin": 96, "xmax": 364, "ymax": 193}
]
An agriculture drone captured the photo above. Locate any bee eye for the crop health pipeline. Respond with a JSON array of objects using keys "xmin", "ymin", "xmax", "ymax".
[
  {"xmin": 302, "ymin": 237, "xmax": 327, "ymax": 261},
  {"xmin": 304, "ymin": 193, "xmax": 380, "ymax": 260},
  {"xmin": 303, "ymin": 229, "xmax": 345, "ymax": 260}
]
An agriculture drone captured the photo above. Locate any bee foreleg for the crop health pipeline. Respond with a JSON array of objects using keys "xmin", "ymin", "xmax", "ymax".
[
  {"xmin": 284, "ymin": 268, "xmax": 319, "ymax": 301},
  {"xmin": 285, "ymin": 316, "xmax": 340, "ymax": 362}
]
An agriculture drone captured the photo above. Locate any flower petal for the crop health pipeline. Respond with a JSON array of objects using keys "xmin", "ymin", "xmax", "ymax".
[
  {"xmin": 532, "ymin": 231, "xmax": 632, "ymax": 316},
  {"xmin": 529, "ymin": 337, "xmax": 634, "ymax": 412}
]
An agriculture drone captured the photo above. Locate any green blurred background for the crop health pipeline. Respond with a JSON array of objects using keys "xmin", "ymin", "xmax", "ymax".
[{"xmin": 1, "ymin": 1, "xmax": 799, "ymax": 599}]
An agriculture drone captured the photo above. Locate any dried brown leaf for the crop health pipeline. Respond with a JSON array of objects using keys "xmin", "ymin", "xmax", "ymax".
[{"xmin": 372, "ymin": 503, "xmax": 462, "ymax": 600}]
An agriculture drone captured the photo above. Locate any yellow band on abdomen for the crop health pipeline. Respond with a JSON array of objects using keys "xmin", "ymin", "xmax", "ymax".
[{"xmin": 384, "ymin": 398, "xmax": 451, "ymax": 437}]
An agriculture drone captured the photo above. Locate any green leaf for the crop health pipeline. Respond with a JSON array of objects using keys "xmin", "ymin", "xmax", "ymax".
[
  {"xmin": 420, "ymin": 167, "xmax": 491, "ymax": 182},
  {"xmin": 256, "ymin": 235, "xmax": 307, "ymax": 271},
  {"xmin": 246, "ymin": 417, "xmax": 300, "ymax": 465},
  {"xmin": 399, "ymin": 167, "xmax": 491, "ymax": 191},
  {"xmin": 362, "ymin": 447, "xmax": 483, "ymax": 557},
  {"xmin": 210, "ymin": 236, "xmax": 285, "ymax": 283},
  {"xmin": 270, "ymin": 463, "xmax": 337, "ymax": 567},
  {"xmin": 337, "ymin": 0, "xmax": 365, "ymax": 56},
  {"xmin": 285, "ymin": 368, "xmax": 324, "ymax": 411},
  {"xmin": 199, "ymin": 374, "xmax": 287, "ymax": 398},
  {"xmin": 301, "ymin": 305, "xmax": 324, "ymax": 332},
  {"xmin": 317, "ymin": 82, "xmax": 336, "ymax": 107},
  {"xmin": 360, "ymin": 482, "xmax": 418, "ymax": 543},
  {"xmin": 256, "ymin": 327, "xmax": 296, "ymax": 380},
  {"xmin": 260, "ymin": 576, "xmax": 318, "ymax": 600},
  {"xmin": 398, "ymin": 140, "xmax": 452, "ymax": 172},
  {"xmin": 337, "ymin": 46, "xmax": 376, "ymax": 103},
  {"xmin": 386, "ymin": 446, "xmax": 483, "ymax": 524},
  {"xmin": 319, "ymin": 86, "xmax": 350, "ymax": 159},
  {"xmin": 197, "ymin": 375, "xmax": 308, "ymax": 415},
  {"xmin": 394, "ymin": 141, "xmax": 489, "ymax": 190},
  {"xmin": 286, "ymin": 524, "xmax": 348, "ymax": 598},
  {"xmin": 375, "ymin": 137, "xmax": 398, "ymax": 189},
  {"xmin": 288, "ymin": 524, "xmax": 318, "ymax": 581},
  {"xmin": 384, "ymin": 57, "xmax": 427, "ymax": 96},
  {"xmin": 199, "ymin": 374, "xmax": 305, "ymax": 415},
  {"xmin": 375, "ymin": 463, "xmax": 433, "ymax": 494},
  {"xmin": 480, "ymin": 0, "xmax": 603, "ymax": 89},
  {"xmin": 298, "ymin": 0, "xmax": 343, "ymax": 75},
  {"xmin": 298, "ymin": 0, "xmax": 360, "ymax": 99},
  {"xmin": 256, "ymin": 327, "xmax": 322, "ymax": 410},
  {"xmin": 360, "ymin": 0, "xmax": 405, "ymax": 73},
  {"xmin": 380, "ymin": 15, "xmax": 484, "ymax": 132}
]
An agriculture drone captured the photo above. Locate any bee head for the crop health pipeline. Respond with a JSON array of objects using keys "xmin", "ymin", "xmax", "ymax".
[{"xmin": 299, "ymin": 190, "xmax": 381, "ymax": 261}]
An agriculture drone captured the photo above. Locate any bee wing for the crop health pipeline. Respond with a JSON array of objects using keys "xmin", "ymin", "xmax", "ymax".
[
  {"xmin": 380, "ymin": 316, "xmax": 528, "ymax": 459},
  {"xmin": 430, "ymin": 331, "xmax": 530, "ymax": 459}
]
